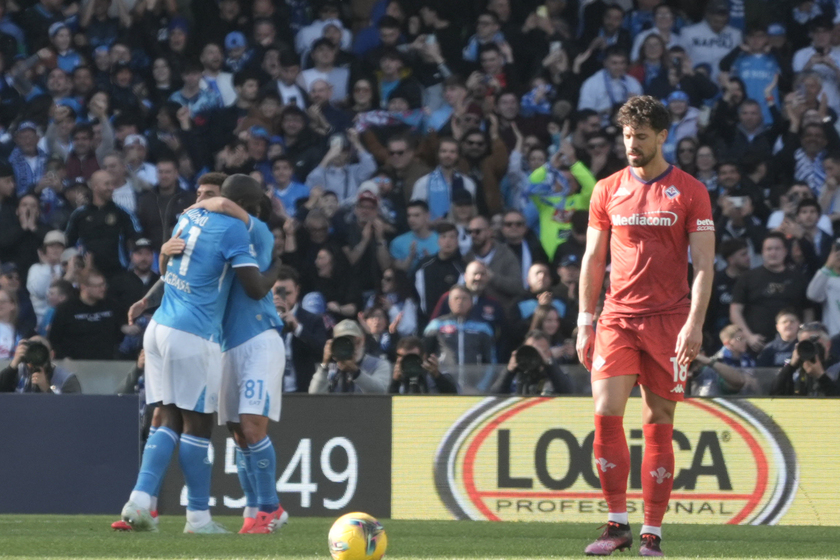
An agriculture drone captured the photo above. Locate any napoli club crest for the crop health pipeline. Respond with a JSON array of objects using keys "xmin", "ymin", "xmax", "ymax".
[{"xmin": 665, "ymin": 186, "xmax": 680, "ymax": 199}]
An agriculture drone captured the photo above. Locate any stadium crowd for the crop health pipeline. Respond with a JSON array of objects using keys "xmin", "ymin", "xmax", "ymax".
[{"xmin": 1, "ymin": 0, "xmax": 840, "ymax": 396}]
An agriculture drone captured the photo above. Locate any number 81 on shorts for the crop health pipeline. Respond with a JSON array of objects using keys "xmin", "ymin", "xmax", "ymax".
[{"xmin": 669, "ymin": 357, "xmax": 688, "ymax": 383}]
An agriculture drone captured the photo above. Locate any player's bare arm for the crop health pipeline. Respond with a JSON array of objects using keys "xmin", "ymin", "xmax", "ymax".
[
  {"xmin": 675, "ymin": 230, "xmax": 715, "ymax": 365},
  {"xmin": 127, "ymin": 279, "xmax": 165, "ymax": 325},
  {"xmin": 234, "ymin": 260, "xmax": 284, "ymax": 300},
  {"xmin": 187, "ymin": 197, "xmax": 250, "ymax": 224},
  {"xmin": 576, "ymin": 226, "xmax": 609, "ymax": 370}
]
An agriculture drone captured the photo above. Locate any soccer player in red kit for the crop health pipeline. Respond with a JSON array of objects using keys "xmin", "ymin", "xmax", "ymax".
[{"xmin": 576, "ymin": 96, "xmax": 715, "ymax": 557}]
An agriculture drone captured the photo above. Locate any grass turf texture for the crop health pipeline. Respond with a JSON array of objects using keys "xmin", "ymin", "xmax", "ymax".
[{"xmin": 1, "ymin": 515, "xmax": 839, "ymax": 559}]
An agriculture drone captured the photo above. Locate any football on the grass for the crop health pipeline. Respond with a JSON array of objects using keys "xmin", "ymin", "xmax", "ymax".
[{"xmin": 328, "ymin": 512, "xmax": 388, "ymax": 560}]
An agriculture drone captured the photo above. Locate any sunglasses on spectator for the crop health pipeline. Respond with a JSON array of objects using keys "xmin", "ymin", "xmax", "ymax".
[
  {"xmin": 504, "ymin": 221, "xmax": 525, "ymax": 227},
  {"xmin": 464, "ymin": 140, "xmax": 485, "ymax": 146},
  {"xmin": 382, "ymin": 275, "xmax": 394, "ymax": 281},
  {"xmin": 587, "ymin": 142, "xmax": 608, "ymax": 149},
  {"xmin": 468, "ymin": 228, "xmax": 485, "ymax": 235},
  {"xmin": 678, "ymin": 148, "xmax": 696, "ymax": 154},
  {"xmin": 389, "ymin": 150, "xmax": 406, "ymax": 156}
]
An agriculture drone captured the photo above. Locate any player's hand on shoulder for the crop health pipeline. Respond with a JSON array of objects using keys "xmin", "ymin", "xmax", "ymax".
[{"xmin": 161, "ymin": 237, "xmax": 186, "ymax": 257}]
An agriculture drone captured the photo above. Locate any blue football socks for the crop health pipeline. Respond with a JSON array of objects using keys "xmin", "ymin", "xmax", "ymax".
[
  {"xmin": 133, "ymin": 427, "xmax": 179, "ymax": 504},
  {"xmin": 179, "ymin": 434, "xmax": 212, "ymax": 511},
  {"xmin": 248, "ymin": 437, "xmax": 280, "ymax": 513},
  {"xmin": 236, "ymin": 447, "xmax": 259, "ymax": 509}
]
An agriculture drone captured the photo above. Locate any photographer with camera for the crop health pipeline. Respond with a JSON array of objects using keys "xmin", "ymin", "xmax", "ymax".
[
  {"xmin": 0, "ymin": 337, "xmax": 81, "ymax": 393},
  {"xmin": 388, "ymin": 337, "xmax": 457, "ymax": 394},
  {"xmin": 309, "ymin": 319, "xmax": 391, "ymax": 394},
  {"xmin": 771, "ymin": 322, "xmax": 840, "ymax": 396},
  {"xmin": 495, "ymin": 330, "xmax": 574, "ymax": 395}
]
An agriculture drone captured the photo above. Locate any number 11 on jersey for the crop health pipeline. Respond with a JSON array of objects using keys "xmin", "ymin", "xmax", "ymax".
[{"xmin": 178, "ymin": 226, "xmax": 203, "ymax": 275}]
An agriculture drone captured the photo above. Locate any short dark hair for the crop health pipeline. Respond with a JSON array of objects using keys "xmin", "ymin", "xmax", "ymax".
[
  {"xmin": 233, "ymin": 69, "xmax": 260, "ymax": 88},
  {"xmin": 763, "ymin": 230, "xmax": 788, "ymax": 249},
  {"xmin": 312, "ymin": 37, "xmax": 336, "ymax": 51},
  {"xmin": 396, "ymin": 336, "xmax": 423, "ymax": 354},
  {"xmin": 49, "ymin": 279, "xmax": 74, "ymax": 300},
  {"xmin": 378, "ymin": 15, "xmax": 401, "ymax": 29},
  {"xmin": 435, "ymin": 222, "xmax": 457, "ymax": 235},
  {"xmin": 716, "ymin": 159, "xmax": 740, "ymax": 173},
  {"xmin": 603, "ymin": 45, "xmax": 629, "ymax": 61},
  {"xmin": 479, "ymin": 43, "xmax": 501, "ymax": 58},
  {"xmin": 387, "ymin": 131, "xmax": 417, "ymax": 150},
  {"xmin": 616, "ymin": 95, "xmax": 670, "ymax": 132},
  {"xmin": 776, "ymin": 307, "xmax": 800, "ymax": 322},
  {"xmin": 797, "ymin": 198, "xmax": 821, "ymax": 215},
  {"xmin": 276, "ymin": 265, "xmax": 299, "ymax": 285},
  {"xmin": 719, "ymin": 238, "xmax": 748, "ymax": 260},
  {"xmin": 407, "ymin": 200, "xmax": 430, "ymax": 213},
  {"xmin": 221, "ymin": 173, "xmax": 263, "ymax": 208},
  {"xmin": 438, "ymin": 136, "xmax": 459, "ymax": 151},
  {"xmin": 279, "ymin": 50, "xmax": 299, "ymax": 68},
  {"xmin": 181, "ymin": 59, "xmax": 203, "ymax": 74},
  {"xmin": 271, "ymin": 155, "xmax": 293, "ymax": 167},
  {"xmin": 156, "ymin": 155, "xmax": 178, "ymax": 169},
  {"xmin": 197, "ymin": 172, "xmax": 227, "ymax": 187},
  {"xmin": 71, "ymin": 123, "xmax": 93, "ymax": 138}
]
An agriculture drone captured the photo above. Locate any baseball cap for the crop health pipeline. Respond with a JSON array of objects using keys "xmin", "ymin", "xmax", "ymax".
[
  {"xmin": 124, "ymin": 134, "xmax": 147, "ymax": 148},
  {"xmin": 44, "ymin": 231, "xmax": 66, "ymax": 247},
  {"xmin": 301, "ymin": 291, "xmax": 325, "ymax": 315},
  {"xmin": 559, "ymin": 253, "xmax": 580, "ymax": 268},
  {"xmin": 60, "ymin": 247, "xmax": 79, "ymax": 264},
  {"xmin": 357, "ymin": 189, "xmax": 379, "ymax": 207},
  {"xmin": 249, "ymin": 126, "xmax": 270, "ymax": 141},
  {"xmin": 225, "ymin": 31, "xmax": 247, "ymax": 51},
  {"xmin": 767, "ymin": 23, "xmax": 786, "ymax": 36},
  {"xmin": 333, "ymin": 319, "xmax": 363, "ymax": 339},
  {"xmin": 134, "ymin": 238, "xmax": 153, "ymax": 251},
  {"xmin": 48, "ymin": 22, "xmax": 68, "ymax": 38},
  {"xmin": 168, "ymin": 17, "xmax": 189, "ymax": 33},
  {"xmin": 706, "ymin": 0, "xmax": 729, "ymax": 14},
  {"xmin": 0, "ymin": 162, "xmax": 12, "ymax": 178},
  {"xmin": 16, "ymin": 121, "xmax": 38, "ymax": 134},
  {"xmin": 666, "ymin": 90, "xmax": 690, "ymax": 105},
  {"xmin": 0, "ymin": 262, "xmax": 18, "ymax": 276},
  {"xmin": 357, "ymin": 180, "xmax": 379, "ymax": 196}
]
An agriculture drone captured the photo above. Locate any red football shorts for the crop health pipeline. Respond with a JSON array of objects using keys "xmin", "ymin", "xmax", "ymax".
[{"xmin": 591, "ymin": 313, "xmax": 689, "ymax": 401}]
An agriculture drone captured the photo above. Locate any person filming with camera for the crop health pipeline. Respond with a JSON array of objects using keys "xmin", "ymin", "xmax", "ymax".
[
  {"xmin": 309, "ymin": 319, "xmax": 390, "ymax": 394},
  {"xmin": 496, "ymin": 330, "xmax": 574, "ymax": 395},
  {"xmin": 770, "ymin": 322, "xmax": 840, "ymax": 396},
  {"xmin": 0, "ymin": 337, "xmax": 81, "ymax": 393},
  {"xmin": 388, "ymin": 337, "xmax": 457, "ymax": 394}
]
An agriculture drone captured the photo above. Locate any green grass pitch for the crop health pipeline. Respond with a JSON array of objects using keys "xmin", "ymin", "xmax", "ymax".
[{"xmin": 1, "ymin": 515, "xmax": 839, "ymax": 559}]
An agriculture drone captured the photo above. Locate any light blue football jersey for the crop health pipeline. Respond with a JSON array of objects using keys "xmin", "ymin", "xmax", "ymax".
[
  {"xmin": 153, "ymin": 209, "xmax": 257, "ymax": 341},
  {"xmin": 221, "ymin": 216, "xmax": 283, "ymax": 351}
]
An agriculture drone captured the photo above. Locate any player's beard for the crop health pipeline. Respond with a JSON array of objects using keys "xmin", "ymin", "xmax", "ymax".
[{"xmin": 626, "ymin": 147, "xmax": 656, "ymax": 169}]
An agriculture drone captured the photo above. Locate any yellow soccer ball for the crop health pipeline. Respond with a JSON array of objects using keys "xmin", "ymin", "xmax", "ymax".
[{"xmin": 328, "ymin": 512, "xmax": 388, "ymax": 560}]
